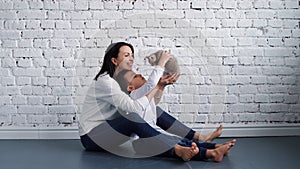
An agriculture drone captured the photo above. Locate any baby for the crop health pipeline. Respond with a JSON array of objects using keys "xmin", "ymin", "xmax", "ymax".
[{"xmin": 114, "ymin": 66, "xmax": 165, "ymax": 127}]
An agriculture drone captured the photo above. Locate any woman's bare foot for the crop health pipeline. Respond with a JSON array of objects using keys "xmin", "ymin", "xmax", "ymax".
[
  {"xmin": 216, "ymin": 139, "xmax": 236, "ymax": 148},
  {"xmin": 197, "ymin": 125, "xmax": 223, "ymax": 142},
  {"xmin": 207, "ymin": 144, "xmax": 230, "ymax": 162},
  {"xmin": 174, "ymin": 142, "xmax": 199, "ymax": 161},
  {"xmin": 215, "ymin": 139, "xmax": 236, "ymax": 156}
]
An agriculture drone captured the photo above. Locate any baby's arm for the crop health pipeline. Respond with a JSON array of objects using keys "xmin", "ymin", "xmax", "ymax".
[{"xmin": 130, "ymin": 66, "xmax": 164, "ymax": 100}]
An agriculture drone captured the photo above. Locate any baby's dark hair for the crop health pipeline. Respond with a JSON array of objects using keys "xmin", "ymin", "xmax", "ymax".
[{"xmin": 113, "ymin": 69, "xmax": 131, "ymax": 95}]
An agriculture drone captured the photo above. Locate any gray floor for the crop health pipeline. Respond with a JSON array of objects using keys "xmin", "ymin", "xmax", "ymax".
[{"xmin": 0, "ymin": 137, "xmax": 299, "ymax": 169}]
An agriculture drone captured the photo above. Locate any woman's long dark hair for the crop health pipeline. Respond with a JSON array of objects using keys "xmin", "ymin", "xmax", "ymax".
[
  {"xmin": 94, "ymin": 42, "xmax": 134, "ymax": 80},
  {"xmin": 113, "ymin": 69, "xmax": 131, "ymax": 95}
]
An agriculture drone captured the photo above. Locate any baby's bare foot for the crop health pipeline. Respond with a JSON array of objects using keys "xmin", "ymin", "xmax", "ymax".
[{"xmin": 174, "ymin": 142, "xmax": 199, "ymax": 161}]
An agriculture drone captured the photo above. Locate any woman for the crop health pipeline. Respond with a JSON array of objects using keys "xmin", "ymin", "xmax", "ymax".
[{"xmin": 78, "ymin": 42, "xmax": 227, "ymax": 161}]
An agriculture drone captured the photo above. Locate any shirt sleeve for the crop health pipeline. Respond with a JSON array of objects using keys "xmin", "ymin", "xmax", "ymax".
[
  {"xmin": 95, "ymin": 75, "xmax": 150, "ymax": 116},
  {"xmin": 130, "ymin": 66, "xmax": 164, "ymax": 100}
]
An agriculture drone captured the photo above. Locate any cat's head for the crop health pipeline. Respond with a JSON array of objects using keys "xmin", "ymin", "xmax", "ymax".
[{"xmin": 145, "ymin": 54, "xmax": 158, "ymax": 65}]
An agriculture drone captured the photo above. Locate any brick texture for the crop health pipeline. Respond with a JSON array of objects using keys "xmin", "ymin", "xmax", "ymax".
[{"xmin": 0, "ymin": 0, "xmax": 299, "ymax": 128}]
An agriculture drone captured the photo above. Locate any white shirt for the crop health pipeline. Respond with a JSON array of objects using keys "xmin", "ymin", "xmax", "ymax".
[
  {"xmin": 78, "ymin": 73, "xmax": 150, "ymax": 136},
  {"xmin": 130, "ymin": 66, "xmax": 164, "ymax": 127}
]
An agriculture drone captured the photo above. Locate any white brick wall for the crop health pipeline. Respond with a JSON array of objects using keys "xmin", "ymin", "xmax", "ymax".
[{"xmin": 0, "ymin": 0, "xmax": 299, "ymax": 130}]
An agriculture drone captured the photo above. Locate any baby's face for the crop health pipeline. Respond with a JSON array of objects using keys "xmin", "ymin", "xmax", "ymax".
[{"xmin": 125, "ymin": 71, "xmax": 147, "ymax": 91}]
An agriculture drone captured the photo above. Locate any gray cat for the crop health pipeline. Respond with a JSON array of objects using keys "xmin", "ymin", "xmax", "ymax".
[{"xmin": 145, "ymin": 50, "xmax": 180, "ymax": 76}]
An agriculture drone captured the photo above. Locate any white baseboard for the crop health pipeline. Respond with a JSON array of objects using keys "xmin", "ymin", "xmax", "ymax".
[
  {"xmin": 0, "ymin": 127, "xmax": 80, "ymax": 139},
  {"xmin": 0, "ymin": 124, "xmax": 299, "ymax": 139},
  {"xmin": 193, "ymin": 124, "xmax": 300, "ymax": 138}
]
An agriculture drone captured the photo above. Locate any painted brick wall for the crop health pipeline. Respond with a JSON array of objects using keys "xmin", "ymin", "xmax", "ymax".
[{"xmin": 0, "ymin": 0, "xmax": 299, "ymax": 130}]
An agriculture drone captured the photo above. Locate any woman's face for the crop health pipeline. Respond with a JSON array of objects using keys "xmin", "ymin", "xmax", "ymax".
[{"xmin": 113, "ymin": 45, "xmax": 134, "ymax": 72}]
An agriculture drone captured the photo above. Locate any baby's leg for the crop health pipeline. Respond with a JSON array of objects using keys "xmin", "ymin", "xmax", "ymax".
[
  {"xmin": 177, "ymin": 138, "xmax": 214, "ymax": 161},
  {"xmin": 195, "ymin": 141, "xmax": 216, "ymax": 149}
]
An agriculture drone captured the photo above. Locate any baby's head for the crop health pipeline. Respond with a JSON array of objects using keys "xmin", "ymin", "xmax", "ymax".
[{"xmin": 114, "ymin": 70, "xmax": 146, "ymax": 94}]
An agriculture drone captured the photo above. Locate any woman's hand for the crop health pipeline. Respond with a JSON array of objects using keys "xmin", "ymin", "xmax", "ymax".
[
  {"xmin": 157, "ymin": 50, "xmax": 172, "ymax": 68},
  {"xmin": 158, "ymin": 73, "xmax": 180, "ymax": 88}
]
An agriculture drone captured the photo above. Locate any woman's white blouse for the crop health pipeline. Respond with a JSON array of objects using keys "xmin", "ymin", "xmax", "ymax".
[{"xmin": 78, "ymin": 73, "xmax": 150, "ymax": 136}]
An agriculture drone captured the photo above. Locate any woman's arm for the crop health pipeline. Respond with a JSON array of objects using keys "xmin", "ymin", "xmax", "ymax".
[
  {"xmin": 96, "ymin": 74, "xmax": 176, "ymax": 116},
  {"xmin": 95, "ymin": 75, "xmax": 150, "ymax": 116}
]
